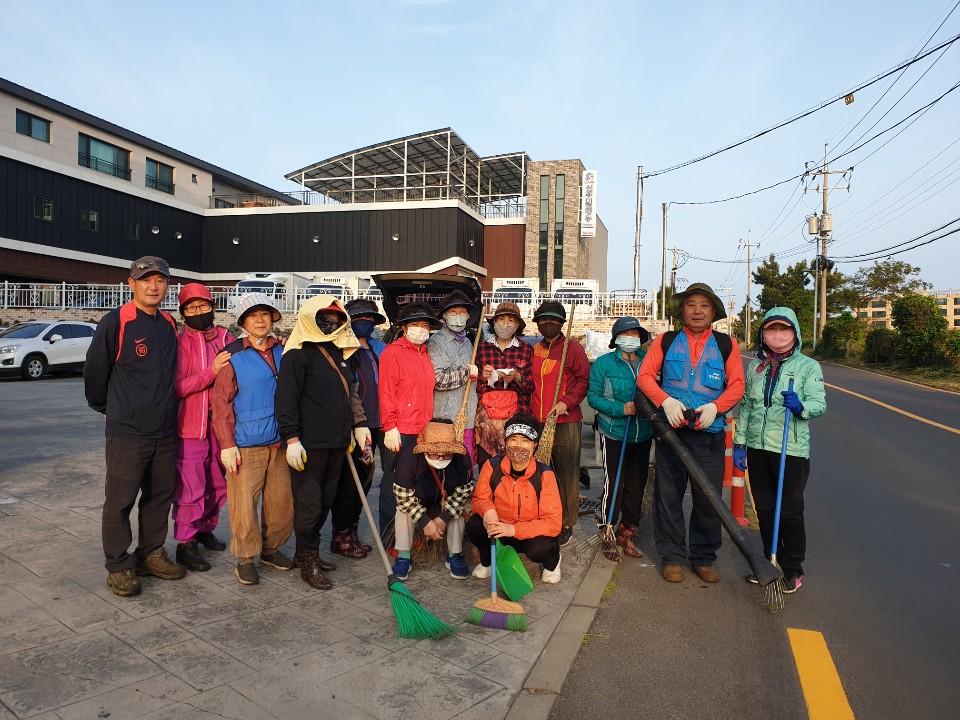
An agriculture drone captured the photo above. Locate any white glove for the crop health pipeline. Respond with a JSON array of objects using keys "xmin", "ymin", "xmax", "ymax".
[
  {"xmin": 286, "ymin": 441, "xmax": 307, "ymax": 471},
  {"xmin": 468, "ymin": 364, "xmax": 478, "ymax": 379},
  {"xmin": 354, "ymin": 427, "xmax": 371, "ymax": 449},
  {"xmin": 661, "ymin": 397, "xmax": 687, "ymax": 428},
  {"xmin": 384, "ymin": 427, "xmax": 401, "ymax": 452},
  {"xmin": 695, "ymin": 402, "xmax": 718, "ymax": 430},
  {"xmin": 220, "ymin": 447, "xmax": 241, "ymax": 474}
]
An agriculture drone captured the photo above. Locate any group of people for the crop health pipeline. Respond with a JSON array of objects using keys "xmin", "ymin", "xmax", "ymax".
[{"xmin": 85, "ymin": 255, "xmax": 824, "ymax": 600}]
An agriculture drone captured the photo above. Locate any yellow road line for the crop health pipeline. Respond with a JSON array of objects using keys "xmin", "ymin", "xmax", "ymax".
[
  {"xmin": 824, "ymin": 383, "xmax": 960, "ymax": 436},
  {"xmin": 788, "ymin": 628, "xmax": 855, "ymax": 720},
  {"xmin": 821, "ymin": 360, "xmax": 960, "ymax": 396}
]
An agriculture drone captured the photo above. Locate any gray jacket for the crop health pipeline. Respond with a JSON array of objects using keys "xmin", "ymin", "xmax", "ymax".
[{"xmin": 428, "ymin": 327, "xmax": 477, "ymax": 427}]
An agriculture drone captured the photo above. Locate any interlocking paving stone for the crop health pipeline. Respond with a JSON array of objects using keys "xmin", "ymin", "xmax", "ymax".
[
  {"xmin": 145, "ymin": 638, "xmax": 255, "ymax": 692},
  {"xmin": 0, "ymin": 514, "xmax": 58, "ymax": 539},
  {"xmin": 107, "ymin": 615, "xmax": 196, "ymax": 654},
  {"xmin": 33, "ymin": 592, "xmax": 135, "ymax": 634},
  {"xmin": 93, "ymin": 572, "xmax": 236, "ymax": 619},
  {"xmin": 414, "ymin": 632, "xmax": 502, "ymax": 671},
  {"xmin": 161, "ymin": 595, "xmax": 263, "ymax": 629},
  {"xmin": 0, "ymin": 619, "xmax": 75, "ymax": 657},
  {"xmin": 287, "ymin": 591, "xmax": 367, "ymax": 624},
  {"xmin": 129, "ymin": 671, "xmax": 200, "ymax": 702},
  {"xmin": 488, "ymin": 608, "xmax": 565, "ymax": 663},
  {"xmin": 53, "ymin": 685, "xmax": 173, "ymax": 720},
  {"xmin": 330, "ymin": 609, "xmax": 420, "ymax": 652},
  {"xmin": 0, "ymin": 587, "xmax": 53, "ymax": 631},
  {"xmin": 0, "ymin": 553, "xmax": 35, "ymax": 584},
  {"xmin": 471, "ymin": 650, "xmax": 534, "ymax": 693}
]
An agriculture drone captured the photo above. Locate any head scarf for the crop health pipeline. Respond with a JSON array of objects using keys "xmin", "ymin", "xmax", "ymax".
[{"xmin": 284, "ymin": 294, "xmax": 360, "ymax": 359}]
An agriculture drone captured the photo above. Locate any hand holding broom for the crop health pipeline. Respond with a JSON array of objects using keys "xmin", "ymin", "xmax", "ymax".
[
  {"xmin": 454, "ymin": 320, "xmax": 484, "ymax": 442},
  {"xmin": 535, "ymin": 303, "xmax": 576, "ymax": 464}
]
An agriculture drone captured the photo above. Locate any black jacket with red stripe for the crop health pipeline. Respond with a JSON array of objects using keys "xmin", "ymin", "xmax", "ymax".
[{"xmin": 84, "ymin": 302, "xmax": 179, "ymax": 438}]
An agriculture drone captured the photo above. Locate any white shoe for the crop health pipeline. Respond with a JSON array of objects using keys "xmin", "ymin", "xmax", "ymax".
[
  {"xmin": 541, "ymin": 554, "xmax": 562, "ymax": 584},
  {"xmin": 471, "ymin": 563, "xmax": 491, "ymax": 579}
]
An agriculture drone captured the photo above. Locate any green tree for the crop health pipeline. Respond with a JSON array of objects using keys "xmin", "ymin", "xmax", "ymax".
[
  {"xmin": 820, "ymin": 312, "xmax": 868, "ymax": 359},
  {"xmin": 891, "ymin": 294, "xmax": 949, "ymax": 366},
  {"xmin": 843, "ymin": 260, "xmax": 931, "ymax": 316}
]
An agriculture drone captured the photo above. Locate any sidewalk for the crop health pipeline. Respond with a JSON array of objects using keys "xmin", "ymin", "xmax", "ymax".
[{"xmin": 0, "ymin": 426, "xmax": 610, "ymax": 720}]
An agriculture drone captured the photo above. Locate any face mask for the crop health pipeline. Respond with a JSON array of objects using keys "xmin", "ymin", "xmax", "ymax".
[
  {"xmin": 426, "ymin": 456, "xmax": 452, "ymax": 470},
  {"xmin": 615, "ymin": 336, "xmax": 643, "ymax": 354},
  {"xmin": 506, "ymin": 446, "xmax": 532, "ymax": 467},
  {"xmin": 352, "ymin": 319, "xmax": 375, "ymax": 338},
  {"xmin": 317, "ymin": 317, "xmax": 341, "ymax": 335},
  {"xmin": 539, "ymin": 322, "xmax": 562, "ymax": 340},
  {"xmin": 184, "ymin": 311, "xmax": 215, "ymax": 331},
  {"xmin": 763, "ymin": 326, "xmax": 795, "ymax": 354},
  {"xmin": 406, "ymin": 326, "xmax": 430, "ymax": 345},
  {"xmin": 494, "ymin": 321, "xmax": 517, "ymax": 339},
  {"xmin": 444, "ymin": 313, "xmax": 468, "ymax": 331}
]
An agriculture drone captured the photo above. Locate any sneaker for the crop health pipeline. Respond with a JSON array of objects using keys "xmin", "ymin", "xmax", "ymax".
[
  {"xmin": 558, "ymin": 527, "xmax": 574, "ymax": 547},
  {"xmin": 235, "ymin": 562, "xmax": 259, "ymax": 585},
  {"xmin": 392, "ymin": 556, "xmax": 412, "ymax": 581},
  {"xmin": 176, "ymin": 540, "xmax": 211, "ymax": 572},
  {"xmin": 745, "ymin": 573, "xmax": 759, "ymax": 585},
  {"xmin": 541, "ymin": 555, "xmax": 562, "ymax": 584},
  {"xmin": 106, "ymin": 568, "xmax": 141, "ymax": 597},
  {"xmin": 445, "ymin": 553, "xmax": 469, "ymax": 580},
  {"xmin": 471, "ymin": 563, "xmax": 491, "ymax": 579},
  {"xmin": 260, "ymin": 550, "xmax": 295, "ymax": 570},
  {"xmin": 783, "ymin": 575, "xmax": 803, "ymax": 594},
  {"xmin": 136, "ymin": 548, "xmax": 187, "ymax": 580}
]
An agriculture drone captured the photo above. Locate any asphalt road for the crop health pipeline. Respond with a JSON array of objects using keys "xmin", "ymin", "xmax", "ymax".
[{"xmin": 552, "ymin": 359, "xmax": 960, "ymax": 720}]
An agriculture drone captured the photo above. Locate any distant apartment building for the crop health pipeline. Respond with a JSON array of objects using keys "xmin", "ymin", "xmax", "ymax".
[{"xmin": 858, "ymin": 289, "xmax": 960, "ymax": 330}]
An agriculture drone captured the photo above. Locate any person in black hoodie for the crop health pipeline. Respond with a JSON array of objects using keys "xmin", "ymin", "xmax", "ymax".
[
  {"xmin": 84, "ymin": 256, "xmax": 186, "ymax": 597},
  {"xmin": 275, "ymin": 295, "xmax": 370, "ymax": 590}
]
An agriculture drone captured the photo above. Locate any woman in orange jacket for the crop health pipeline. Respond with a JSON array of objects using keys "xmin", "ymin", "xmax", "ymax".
[{"xmin": 465, "ymin": 412, "xmax": 563, "ymax": 583}]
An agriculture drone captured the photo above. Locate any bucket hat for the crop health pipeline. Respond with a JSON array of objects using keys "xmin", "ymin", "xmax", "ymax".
[
  {"xmin": 236, "ymin": 292, "xmax": 281, "ymax": 325},
  {"xmin": 344, "ymin": 298, "xmax": 386, "ymax": 326},
  {"xmin": 397, "ymin": 301, "xmax": 443, "ymax": 330},
  {"xmin": 671, "ymin": 282, "xmax": 727, "ymax": 321},
  {"xmin": 533, "ymin": 300, "xmax": 567, "ymax": 323},
  {"xmin": 609, "ymin": 316, "xmax": 651, "ymax": 348},
  {"xmin": 486, "ymin": 301, "xmax": 526, "ymax": 334}
]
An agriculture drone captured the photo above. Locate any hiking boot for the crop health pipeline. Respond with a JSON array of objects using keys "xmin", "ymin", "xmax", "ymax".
[
  {"xmin": 662, "ymin": 564, "xmax": 685, "ymax": 583},
  {"xmin": 445, "ymin": 553, "xmax": 469, "ymax": 580},
  {"xmin": 471, "ymin": 563, "xmax": 491, "ymax": 579},
  {"xmin": 137, "ymin": 548, "xmax": 187, "ymax": 580},
  {"xmin": 692, "ymin": 565, "xmax": 720, "ymax": 583},
  {"xmin": 260, "ymin": 549, "xmax": 295, "ymax": 570},
  {"xmin": 331, "ymin": 529, "xmax": 367, "ymax": 559},
  {"xmin": 295, "ymin": 549, "xmax": 332, "ymax": 590},
  {"xmin": 235, "ymin": 562, "xmax": 259, "ymax": 585},
  {"xmin": 745, "ymin": 573, "xmax": 759, "ymax": 585},
  {"xmin": 195, "ymin": 532, "xmax": 227, "ymax": 551},
  {"xmin": 106, "ymin": 568, "xmax": 141, "ymax": 597},
  {"xmin": 783, "ymin": 574, "xmax": 803, "ymax": 594},
  {"xmin": 615, "ymin": 523, "xmax": 644, "ymax": 558},
  {"xmin": 541, "ymin": 555, "xmax": 562, "ymax": 584},
  {"xmin": 176, "ymin": 540, "xmax": 211, "ymax": 572},
  {"xmin": 351, "ymin": 523, "xmax": 372, "ymax": 553},
  {"xmin": 392, "ymin": 556, "xmax": 412, "ymax": 581}
]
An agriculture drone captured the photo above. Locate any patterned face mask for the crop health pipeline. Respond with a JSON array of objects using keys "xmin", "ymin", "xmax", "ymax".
[{"xmin": 506, "ymin": 446, "xmax": 532, "ymax": 466}]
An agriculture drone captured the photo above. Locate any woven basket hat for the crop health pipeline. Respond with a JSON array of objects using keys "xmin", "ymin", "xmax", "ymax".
[{"xmin": 413, "ymin": 421, "xmax": 467, "ymax": 455}]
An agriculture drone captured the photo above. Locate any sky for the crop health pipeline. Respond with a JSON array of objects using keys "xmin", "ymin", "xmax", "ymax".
[{"xmin": 2, "ymin": 0, "xmax": 958, "ymax": 305}]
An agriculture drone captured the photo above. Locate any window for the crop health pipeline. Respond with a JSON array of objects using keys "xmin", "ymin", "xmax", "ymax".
[
  {"xmin": 43, "ymin": 324, "xmax": 70, "ymax": 341},
  {"xmin": 858, "ymin": 311, "xmax": 867, "ymax": 318},
  {"xmin": 146, "ymin": 158, "xmax": 175, "ymax": 194},
  {"xmin": 871, "ymin": 310, "xmax": 886, "ymax": 318},
  {"xmin": 936, "ymin": 298, "xmax": 948, "ymax": 305},
  {"xmin": 554, "ymin": 174, "xmax": 565, "ymax": 279},
  {"xmin": 69, "ymin": 324, "xmax": 95, "ymax": 338},
  {"xmin": 538, "ymin": 175, "xmax": 550, "ymax": 288},
  {"xmin": 214, "ymin": 197, "xmax": 235, "ymax": 209},
  {"xmin": 954, "ymin": 319, "xmax": 960, "ymax": 327},
  {"xmin": 870, "ymin": 300, "xmax": 886, "ymax": 308},
  {"xmin": 16, "ymin": 109, "xmax": 50, "ymax": 142},
  {"xmin": 192, "ymin": 174, "xmax": 198, "ymax": 184},
  {"xmin": 33, "ymin": 195, "xmax": 54, "ymax": 222},
  {"xmin": 872, "ymin": 321, "xmax": 886, "ymax": 328},
  {"xmin": 939, "ymin": 309, "xmax": 947, "ymax": 316},
  {"xmin": 123, "ymin": 217, "xmax": 141, "ymax": 242},
  {"xmin": 78, "ymin": 133, "xmax": 131, "ymax": 180},
  {"xmin": 955, "ymin": 308, "xmax": 960, "ymax": 315},
  {"xmin": 80, "ymin": 207, "xmax": 99, "ymax": 232}
]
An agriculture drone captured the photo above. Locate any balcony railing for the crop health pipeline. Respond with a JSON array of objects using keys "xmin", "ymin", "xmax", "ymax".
[
  {"xmin": 78, "ymin": 153, "xmax": 132, "ymax": 181},
  {"xmin": 146, "ymin": 175, "xmax": 175, "ymax": 194}
]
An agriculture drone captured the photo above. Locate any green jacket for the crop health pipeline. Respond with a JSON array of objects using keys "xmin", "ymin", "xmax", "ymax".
[
  {"xmin": 734, "ymin": 307, "xmax": 826, "ymax": 459},
  {"xmin": 588, "ymin": 349, "xmax": 654, "ymax": 444}
]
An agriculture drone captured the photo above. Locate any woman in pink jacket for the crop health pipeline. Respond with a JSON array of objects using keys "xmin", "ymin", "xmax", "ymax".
[{"xmin": 173, "ymin": 284, "xmax": 234, "ymax": 571}]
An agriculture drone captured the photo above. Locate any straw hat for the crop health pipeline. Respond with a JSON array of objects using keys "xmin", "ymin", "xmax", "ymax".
[{"xmin": 413, "ymin": 420, "xmax": 467, "ymax": 455}]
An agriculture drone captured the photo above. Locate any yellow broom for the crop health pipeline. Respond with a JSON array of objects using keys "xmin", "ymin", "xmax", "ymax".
[
  {"xmin": 535, "ymin": 303, "xmax": 575, "ymax": 464},
  {"xmin": 454, "ymin": 322, "xmax": 484, "ymax": 442}
]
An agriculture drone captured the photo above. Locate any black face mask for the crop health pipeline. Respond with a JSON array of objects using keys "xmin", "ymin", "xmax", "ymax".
[
  {"xmin": 317, "ymin": 316, "xmax": 341, "ymax": 335},
  {"xmin": 184, "ymin": 311, "xmax": 215, "ymax": 331}
]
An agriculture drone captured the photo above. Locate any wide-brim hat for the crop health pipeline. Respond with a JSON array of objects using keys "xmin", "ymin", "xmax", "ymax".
[
  {"xmin": 671, "ymin": 282, "xmax": 727, "ymax": 321},
  {"xmin": 178, "ymin": 282, "xmax": 213, "ymax": 312},
  {"xmin": 236, "ymin": 292, "xmax": 281, "ymax": 325},
  {"xmin": 413, "ymin": 421, "xmax": 467, "ymax": 455},
  {"xmin": 609, "ymin": 316, "xmax": 651, "ymax": 348},
  {"xmin": 486, "ymin": 301, "xmax": 526, "ymax": 334},
  {"xmin": 533, "ymin": 300, "xmax": 567, "ymax": 323},
  {"xmin": 397, "ymin": 301, "xmax": 443, "ymax": 330},
  {"xmin": 344, "ymin": 298, "xmax": 386, "ymax": 325},
  {"xmin": 439, "ymin": 289, "xmax": 481, "ymax": 327}
]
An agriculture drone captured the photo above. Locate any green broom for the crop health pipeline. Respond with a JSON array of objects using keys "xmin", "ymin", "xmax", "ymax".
[
  {"xmin": 466, "ymin": 540, "xmax": 527, "ymax": 632},
  {"xmin": 345, "ymin": 452, "xmax": 456, "ymax": 640}
]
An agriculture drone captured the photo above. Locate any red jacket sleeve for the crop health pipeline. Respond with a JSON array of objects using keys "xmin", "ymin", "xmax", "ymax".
[
  {"xmin": 378, "ymin": 344, "xmax": 400, "ymax": 433},
  {"xmin": 560, "ymin": 341, "xmax": 590, "ymax": 409},
  {"xmin": 637, "ymin": 334, "xmax": 669, "ymax": 407}
]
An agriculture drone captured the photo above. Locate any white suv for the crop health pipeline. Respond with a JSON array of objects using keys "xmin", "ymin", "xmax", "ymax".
[{"xmin": 0, "ymin": 321, "xmax": 98, "ymax": 380}]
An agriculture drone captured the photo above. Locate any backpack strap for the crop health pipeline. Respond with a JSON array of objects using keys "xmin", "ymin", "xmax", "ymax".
[
  {"xmin": 661, "ymin": 329, "xmax": 732, "ymax": 363},
  {"xmin": 488, "ymin": 455, "xmax": 543, "ymax": 502}
]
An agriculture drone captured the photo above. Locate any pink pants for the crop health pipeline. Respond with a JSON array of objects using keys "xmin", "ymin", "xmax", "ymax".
[
  {"xmin": 173, "ymin": 434, "xmax": 227, "ymax": 541},
  {"xmin": 463, "ymin": 429, "xmax": 475, "ymax": 468}
]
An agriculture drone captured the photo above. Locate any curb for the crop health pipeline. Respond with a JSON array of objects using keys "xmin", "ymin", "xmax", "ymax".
[{"xmin": 504, "ymin": 550, "xmax": 617, "ymax": 720}]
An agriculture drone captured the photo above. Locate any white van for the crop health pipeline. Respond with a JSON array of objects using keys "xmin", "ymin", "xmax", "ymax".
[
  {"xmin": 491, "ymin": 278, "xmax": 539, "ymax": 317},
  {"xmin": 550, "ymin": 278, "xmax": 599, "ymax": 318},
  {"xmin": 227, "ymin": 272, "xmax": 311, "ymax": 314}
]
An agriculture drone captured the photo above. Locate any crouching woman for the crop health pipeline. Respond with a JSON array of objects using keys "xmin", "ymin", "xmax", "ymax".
[{"xmin": 466, "ymin": 413, "xmax": 563, "ymax": 584}]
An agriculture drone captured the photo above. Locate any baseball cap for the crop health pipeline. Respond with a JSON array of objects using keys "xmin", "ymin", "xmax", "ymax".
[{"xmin": 130, "ymin": 256, "xmax": 171, "ymax": 280}]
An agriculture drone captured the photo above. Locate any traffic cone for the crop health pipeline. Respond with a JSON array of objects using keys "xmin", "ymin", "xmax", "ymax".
[
  {"xmin": 723, "ymin": 418, "xmax": 733, "ymax": 488},
  {"xmin": 731, "ymin": 463, "xmax": 749, "ymax": 527}
]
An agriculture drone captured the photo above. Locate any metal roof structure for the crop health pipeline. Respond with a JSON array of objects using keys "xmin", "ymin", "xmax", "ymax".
[{"xmin": 285, "ymin": 128, "xmax": 530, "ymax": 212}]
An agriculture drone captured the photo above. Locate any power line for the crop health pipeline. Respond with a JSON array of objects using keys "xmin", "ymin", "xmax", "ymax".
[
  {"xmin": 834, "ymin": 225, "xmax": 960, "ymax": 262},
  {"xmin": 832, "ymin": 217, "xmax": 960, "ymax": 260}
]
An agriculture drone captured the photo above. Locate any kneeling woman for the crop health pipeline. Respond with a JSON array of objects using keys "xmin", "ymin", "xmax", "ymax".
[{"xmin": 466, "ymin": 413, "xmax": 563, "ymax": 584}]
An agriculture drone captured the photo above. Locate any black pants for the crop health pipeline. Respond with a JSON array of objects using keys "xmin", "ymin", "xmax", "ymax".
[
  {"xmin": 377, "ymin": 433, "xmax": 414, "ymax": 542},
  {"xmin": 465, "ymin": 513, "xmax": 560, "ymax": 571},
  {"xmin": 747, "ymin": 448, "xmax": 809, "ymax": 577},
  {"xmin": 331, "ymin": 429, "xmax": 383, "ymax": 531},
  {"xmin": 652, "ymin": 429, "xmax": 725, "ymax": 567},
  {"xmin": 102, "ymin": 433, "xmax": 177, "ymax": 573},
  {"xmin": 599, "ymin": 434, "xmax": 653, "ymax": 528},
  {"xmin": 291, "ymin": 447, "xmax": 346, "ymax": 551}
]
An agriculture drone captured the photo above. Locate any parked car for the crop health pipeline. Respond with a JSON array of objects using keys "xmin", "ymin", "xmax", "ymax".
[
  {"xmin": 0, "ymin": 320, "xmax": 98, "ymax": 380},
  {"xmin": 373, "ymin": 273, "xmax": 482, "ymax": 343}
]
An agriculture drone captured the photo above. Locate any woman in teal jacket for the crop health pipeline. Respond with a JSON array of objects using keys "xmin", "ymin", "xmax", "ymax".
[
  {"xmin": 588, "ymin": 317, "xmax": 654, "ymax": 560},
  {"xmin": 733, "ymin": 307, "xmax": 826, "ymax": 593}
]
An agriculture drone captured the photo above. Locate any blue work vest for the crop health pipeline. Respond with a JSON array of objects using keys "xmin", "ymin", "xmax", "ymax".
[
  {"xmin": 661, "ymin": 332, "xmax": 726, "ymax": 433},
  {"xmin": 230, "ymin": 346, "xmax": 283, "ymax": 447}
]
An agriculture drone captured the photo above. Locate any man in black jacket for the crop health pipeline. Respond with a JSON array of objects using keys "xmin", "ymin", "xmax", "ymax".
[{"xmin": 84, "ymin": 256, "xmax": 186, "ymax": 597}]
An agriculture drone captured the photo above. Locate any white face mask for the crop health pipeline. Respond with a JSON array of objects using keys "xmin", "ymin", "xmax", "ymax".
[
  {"xmin": 426, "ymin": 456, "xmax": 452, "ymax": 469},
  {"xmin": 615, "ymin": 336, "xmax": 644, "ymax": 354},
  {"xmin": 405, "ymin": 326, "xmax": 430, "ymax": 345},
  {"xmin": 444, "ymin": 313, "xmax": 468, "ymax": 331},
  {"xmin": 494, "ymin": 321, "xmax": 517, "ymax": 339}
]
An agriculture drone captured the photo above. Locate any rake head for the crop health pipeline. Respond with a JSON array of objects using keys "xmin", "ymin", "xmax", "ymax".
[{"xmin": 763, "ymin": 577, "xmax": 786, "ymax": 613}]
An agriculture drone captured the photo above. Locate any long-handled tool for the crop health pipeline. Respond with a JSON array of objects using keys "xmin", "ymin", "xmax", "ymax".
[
  {"xmin": 764, "ymin": 378, "xmax": 794, "ymax": 614},
  {"xmin": 573, "ymin": 416, "xmax": 632, "ymax": 559},
  {"xmin": 345, "ymin": 452, "xmax": 455, "ymax": 639},
  {"xmin": 454, "ymin": 320, "xmax": 484, "ymax": 442},
  {"xmin": 535, "ymin": 303, "xmax": 576, "ymax": 464},
  {"xmin": 633, "ymin": 390, "xmax": 783, "ymax": 588},
  {"xmin": 466, "ymin": 540, "xmax": 527, "ymax": 632}
]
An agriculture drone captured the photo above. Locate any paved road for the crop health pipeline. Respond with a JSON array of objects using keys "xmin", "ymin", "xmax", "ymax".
[{"xmin": 552, "ymin": 360, "xmax": 960, "ymax": 720}]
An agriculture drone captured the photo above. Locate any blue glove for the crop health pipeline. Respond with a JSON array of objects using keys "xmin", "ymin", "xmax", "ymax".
[
  {"xmin": 781, "ymin": 390, "xmax": 804, "ymax": 416},
  {"xmin": 733, "ymin": 446, "xmax": 747, "ymax": 471}
]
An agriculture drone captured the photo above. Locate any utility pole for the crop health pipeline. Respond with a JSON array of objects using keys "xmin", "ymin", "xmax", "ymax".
[
  {"xmin": 634, "ymin": 166, "xmax": 642, "ymax": 296},
  {"xmin": 669, "ymin": 246, "xmax": 680, "ymax": 293},
  {"xmin": 661, "ymin": 203, "xmax": 669, "ymax": 322},
  {"xmin": 740, "ymin": 232, "xmax": 759, "ymax": 348},
  {"xmin": 717, "ymin": 285, "xmax": 734, "ymax": 338}
]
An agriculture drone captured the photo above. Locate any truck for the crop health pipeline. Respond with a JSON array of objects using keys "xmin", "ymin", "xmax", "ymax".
[
  {"xmin": 227, "ymin": 272, "xmax": 311, "ymax": 314},
  {"xmin": 491, "ymin": 278, "xmax": 540, "ymax": 317},
  {"xmin": 550, "ymin": 278, "xmax": 600, "ymax": 318},
  {"xmin": 303, "ymin": 275, "xmax": 370, "ymax": 304}
]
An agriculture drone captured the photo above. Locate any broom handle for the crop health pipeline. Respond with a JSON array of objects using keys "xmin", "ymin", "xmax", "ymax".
[
  {"xmin": 490, "ymin": 539, "xmax": 498, "ymax": 600},
  {"xmin": 345, "ymin": 450, "xmax": 394, "ymax": 577},
  {"xmin": 456, "ymin": 323, "xmax": 484, "ymax": 433},
  {"xmin": 605, "ymin": 415, "xmax": 632, "ymax": 526},
  {"xmin": 548, "ymin": 304, "xmax": 576, "ymax": 415},
  {"xmin": 771, "ymin": 379, "xmax": 794, "ymax": 564}
]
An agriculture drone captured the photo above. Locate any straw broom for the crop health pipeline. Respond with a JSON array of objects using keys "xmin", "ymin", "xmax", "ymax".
[
  {"xmin": 454, "ymin": 321, "xmax": 484, "ymax": 442},
  {"xmin": 345, "ymin": 452, "xmax": 456, "ymax": 640},
  {"xmin": 466, "ymin": 540, "xmax": 527, "ymax": 632},
  {"xmin": 535, "ymin": 304, "xmax": 576, "ymax": 464}
]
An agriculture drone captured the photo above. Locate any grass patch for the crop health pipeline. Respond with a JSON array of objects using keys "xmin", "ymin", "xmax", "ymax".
[
  {"xmin": 826, "ymin": 358, "xmax": 960, "ymax": 392},
  {"xmin": 602, "ymin": 582, "xmax": 617, "ymax": 597}
]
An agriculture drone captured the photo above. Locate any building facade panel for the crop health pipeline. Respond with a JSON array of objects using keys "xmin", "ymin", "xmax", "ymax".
[{"xmin": 480, "ymin": 222, "xmax": 526, "ymax": 290}]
